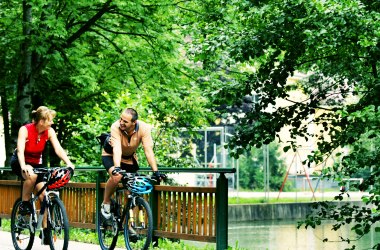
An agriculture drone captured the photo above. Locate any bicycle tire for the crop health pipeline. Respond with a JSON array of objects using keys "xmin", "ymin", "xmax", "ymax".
[
  {"xmin": 48, "ymin": 197, "xmax": 70, "ymax": 250},
  {"xmin": 98, "ymin": 199, "xmax": 119, "ymax": 250},
  {"xmin": 11, "ymin": 198, "xmax": 35, "ymax": 250},
  {"xmin": 124, "ymin": 197, "xmax": 153, "ymax": 250}
]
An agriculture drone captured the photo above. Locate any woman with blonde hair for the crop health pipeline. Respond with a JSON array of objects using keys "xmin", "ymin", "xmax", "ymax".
[{"xmin": 11, "ymin": 106, "xmax": 75, "ymax": 244}]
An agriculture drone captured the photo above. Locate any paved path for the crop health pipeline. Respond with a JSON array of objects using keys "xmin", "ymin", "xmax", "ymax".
[
  {"xmin": 0, "ymin": 230, "xmax": 125, "ymax": 250},
  {"xmin": 2, "ymin": 191, "xmax": 366, "ymax": 250}
]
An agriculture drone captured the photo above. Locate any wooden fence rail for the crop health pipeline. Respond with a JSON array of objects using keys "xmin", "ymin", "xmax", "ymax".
[
  {"xmin": 0, "ymin": 181, "xmax": 217, "ymax": 242},
  {"xmin": 0, "ymin": 167, "xmax": 234, "ymax": 249},
  {"xmin": 155, "ymin": 185, "xmax": 216, "ymax": 242}
]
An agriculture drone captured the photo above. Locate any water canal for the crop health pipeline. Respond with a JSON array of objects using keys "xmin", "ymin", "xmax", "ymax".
[{"xmin": 228, "ymin": 219, "xmax": 380, "ymax": 250}]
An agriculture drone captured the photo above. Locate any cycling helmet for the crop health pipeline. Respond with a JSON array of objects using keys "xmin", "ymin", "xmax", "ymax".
[
  {"xmin": 47, "ymin": 168, "xmax": 71, "ymax": 190},
  {"xmin": 128, "ymin": 176, "xmax": 153, "ymax": 194}
]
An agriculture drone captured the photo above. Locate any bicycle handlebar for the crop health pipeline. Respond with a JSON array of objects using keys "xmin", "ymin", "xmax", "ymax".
[
  {"xmin": 117, "ymin": 170, "xmax": 166, "ymax": 183},
  {"xmin": 33, "ymin": 167, "xmax": 61, "ymax": 174}
]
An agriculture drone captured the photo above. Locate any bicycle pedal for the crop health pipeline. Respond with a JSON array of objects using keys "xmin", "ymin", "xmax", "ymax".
[
  {"xmin": 103, "ymin": 219, "xmax": 113, "ymax": 227},
  {"xmin": 129, "ymin": 234, "xmax": 138, "ymax": 243}
]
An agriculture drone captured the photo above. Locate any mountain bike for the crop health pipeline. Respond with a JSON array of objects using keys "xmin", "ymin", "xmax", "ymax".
[
  {"xmin": 97, "ymin": 171, "xmax": 161, "ymax": 250},
  {"xmin": 11, "ymin": 167, "xmax": 72, "ymax": 250}
]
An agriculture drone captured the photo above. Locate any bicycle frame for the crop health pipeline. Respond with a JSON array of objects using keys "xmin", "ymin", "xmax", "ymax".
[
  {"xmin": 97, "ymin": 171, "xmax": 154, "ymax": 250},
  {"xmin": 114, "ymin": 187, "xmax": 140, "ymax": 228},
  {"xmin": 29, "ymin": 187, "xmax": 59, "ymax": 235},
  {"xmin": 11, "ymin": 167, "xmax": 71, "ymax": 250},
  {"xmin": 118, "ymin": 173, "xmax": 151, "ymax": 223}
]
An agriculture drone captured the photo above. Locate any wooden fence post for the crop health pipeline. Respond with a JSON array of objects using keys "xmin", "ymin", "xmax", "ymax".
[
  {"xmin": 95, "ymin": 170, "xmax": 102, "ymax": 230},
  {"xmin": 216, "ymin": 173, "xmax": 228, "ymax": 250},
  {"xmin": 150, "ymin": 185, "xmax": 159, "ymax": 247}
]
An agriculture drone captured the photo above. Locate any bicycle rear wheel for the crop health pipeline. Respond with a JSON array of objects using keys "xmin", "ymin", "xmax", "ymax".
[
  {"xmin": 48, "ymin": 197, "xmax": 69, "ymax": 250},
  {"xmin": 11, "ymin": 198, "xmax": 35, "ymax": 250},
  {"xmin": 124, "ymin": 197, "xmax": 153, "ymax": 250},
  {"xmin": 97, "ymin": 199, "xmax": 119, "ymax": 250}
]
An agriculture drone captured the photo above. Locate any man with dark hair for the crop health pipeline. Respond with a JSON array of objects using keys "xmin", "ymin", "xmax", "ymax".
[{"xmin": 100, "ymin": 108, "xmax": 161, "ymax": 219}]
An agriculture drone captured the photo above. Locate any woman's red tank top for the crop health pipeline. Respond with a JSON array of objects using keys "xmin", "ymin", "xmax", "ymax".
[{"xmin": 24, "ymin": 123, "xmax": 49, "ymax": 165}]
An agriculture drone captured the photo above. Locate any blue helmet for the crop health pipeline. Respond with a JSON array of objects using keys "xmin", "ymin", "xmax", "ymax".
[{"xmin": 128, "ymin": 176, "xmax": 153, "ymax": 194}]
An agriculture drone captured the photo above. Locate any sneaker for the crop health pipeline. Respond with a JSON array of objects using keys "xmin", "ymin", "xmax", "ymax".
[
  {"xmin": 39, "ymin": 228, "xmax": 51, "ymax": 245},
  {"xmin": 101, "ymin": 203, "xmax": 111, "ymax": 219},
  {"xmin": 19, "ymin": 201, "xmax": 31, "ymax": 216}
]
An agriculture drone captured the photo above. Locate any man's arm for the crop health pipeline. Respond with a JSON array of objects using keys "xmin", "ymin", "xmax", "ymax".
[
  {"xmin": 110, "ymin": 125, "xmax": 122, "ymax": 168},
  {"xmin": 144, "ymin": 146, "xmax": 158, "ymax": 172},
  {"xmin": 145, "ymin": 145, "xmax": 167, "ymax": 181}
]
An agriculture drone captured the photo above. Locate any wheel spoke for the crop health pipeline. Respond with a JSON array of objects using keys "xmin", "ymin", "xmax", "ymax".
[
  {"xmin": 97, "ymin": 199, "xmax": 120, "ymax": 250},
  {"xmin": 11, "ymin": 199, "xmax": 35, "ymax": 250},
  {"xmin": 48, "ymin": 198, "xmax": 69, "ymax": 250},
  {"xmin": 124, "ymin": 197, "xmax": 153, "ymax": 250}
]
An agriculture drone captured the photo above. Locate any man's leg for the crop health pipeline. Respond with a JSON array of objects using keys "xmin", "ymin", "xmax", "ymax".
[
  {"xmin": 101, "ymin": 167, "xmax": 121, "ymax": 218},
  {"xmin": 103, "ymin": 175, "xmax": 120, "ymax": 204}
]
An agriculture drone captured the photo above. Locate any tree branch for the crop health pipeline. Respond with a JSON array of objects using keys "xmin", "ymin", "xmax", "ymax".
[
  {"xmin": 107, "ymin": 10, "xmax": 144, "ymax": 23},
  {"xmin": 64, "ymin": 0, "xmax": 114, "ymax": 48},
  {"xmin": 93, "ymin": 23, "xmax": 156, "ymax": 39},
  {"xmin": 88, "ymin": 28, "xmax": 124, "ymax": 54}
]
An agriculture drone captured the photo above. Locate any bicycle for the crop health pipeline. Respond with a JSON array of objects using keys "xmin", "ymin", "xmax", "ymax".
[
  {"xmin": 11, "ymin": 167, "xmax": 72, "ymax": 250},
  {"xmin": 97, "ymin": 170, "xmax": 163, "ymax": 250}
]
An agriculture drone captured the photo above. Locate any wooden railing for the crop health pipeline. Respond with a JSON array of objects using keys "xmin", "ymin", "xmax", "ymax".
[
  {"xmin": 0, "ymin": 180, "xmax": 21, "ymax": 219},
  {"xmin": 61, "ymin": 182, "xmax": 98, "ymax": 229},
  {"xmin": 154, "ymin": 185, "xmax": 216, "ymax": 242},
  {"xmin": 0, "ymin": 167, "xmax": 235, "ymax": 249},
  {"xmin": 0, "ymin": 180, "xmax": 98, "ymax": 225}
]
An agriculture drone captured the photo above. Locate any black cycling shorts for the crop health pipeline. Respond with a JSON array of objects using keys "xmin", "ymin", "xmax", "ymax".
[
  {"xmin": 10, "ymin": 152, "xmax": 45, "ymax": 184},
  {"xmin": 102, "ymin": 155, "xmax": 139, "ymax": 173}
]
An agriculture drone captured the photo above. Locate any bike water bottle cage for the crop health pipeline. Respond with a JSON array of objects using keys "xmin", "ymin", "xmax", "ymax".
[
  {"xmin": 127, "ymin": 176, "xmax": 153, "ymax": 194},
  {"xmin": 47, "ymin": 168, "xmax": 71, "ymax": 190}
]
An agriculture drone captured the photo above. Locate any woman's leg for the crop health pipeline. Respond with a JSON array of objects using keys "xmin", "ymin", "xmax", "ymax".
[
  {"xmin": 21, "ymin": 165, "xmax": 37, "ymax": 202},
  {"xmin": 35, "ymin": 182, "xmax": 48, "ymax": 228}
]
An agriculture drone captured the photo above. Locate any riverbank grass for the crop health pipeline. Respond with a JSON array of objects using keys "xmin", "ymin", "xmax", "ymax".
[{"xmin": 0, "ymin": 219, "xmax": 246, "ymax": 250}]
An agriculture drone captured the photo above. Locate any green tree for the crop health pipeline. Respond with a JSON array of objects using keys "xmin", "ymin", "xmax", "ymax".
[
  {"xmin": 0, "ymin": 0, "xmax": 211, "ymax": 170},
  {"xmin": 181, "ymin": 0, "xmax": 380, "ymax": 248},
  {"xmin": 239, "ymin": 143, "xmax": 287, "ymax": 191}
]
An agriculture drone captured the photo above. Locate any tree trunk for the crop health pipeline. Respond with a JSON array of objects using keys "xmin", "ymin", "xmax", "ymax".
[
  {"xmin": 1, "ymin": 87, "xmax": 12, "ymax": 166},
  {"xmin": 6, "ymin": 1, "xmax": 34, "ymax": 167},
  {"xmin": 11, "ymin": 1, "xmax": 34, "ymax": 143}
]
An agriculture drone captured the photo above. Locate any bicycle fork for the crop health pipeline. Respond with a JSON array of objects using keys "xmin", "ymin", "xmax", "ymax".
[
  {"xmin": 35, "ymin": 198, "xmax": 46, "ymax": 232},
  {"xmin": 128, "ymin": 196, "xmax": 145, "ymax": 229},
  {"xmin": 30, "ymin": 194, "xmax": 49, "ymax": 243}
]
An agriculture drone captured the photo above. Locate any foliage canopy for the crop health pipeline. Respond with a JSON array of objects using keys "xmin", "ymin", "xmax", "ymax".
[
  {"xmin": 0, "ymin": 0, "xmax": 212, "ymax": 174},
  {"xmin": 181, "ymin": 0, "xmax": 379, "ymax": 248},
  {"xmin": 1, "ymin": 0, "xmax": 379, "ymax": 247}
]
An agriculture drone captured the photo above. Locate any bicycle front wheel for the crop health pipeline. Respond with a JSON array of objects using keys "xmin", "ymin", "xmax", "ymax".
[
  {"xmin": 97, "ymin": 200, "xmax": 119, "ymax": 250},
  {"xmin": 124, "ymin": 197, "xmax": 153, "ymax": 250},
  {"xmin": 11, "ymin": 198, "xmax": 35, "ymax": 250},
  {"xmin": 48, "ymin": 197, "xmax": 69, "ymax": 250}
]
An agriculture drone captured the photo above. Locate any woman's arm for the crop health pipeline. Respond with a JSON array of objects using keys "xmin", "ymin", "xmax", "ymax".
[{"xmin": 16, "ymin": 126, "xmax": 28, "ymax": 170}]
